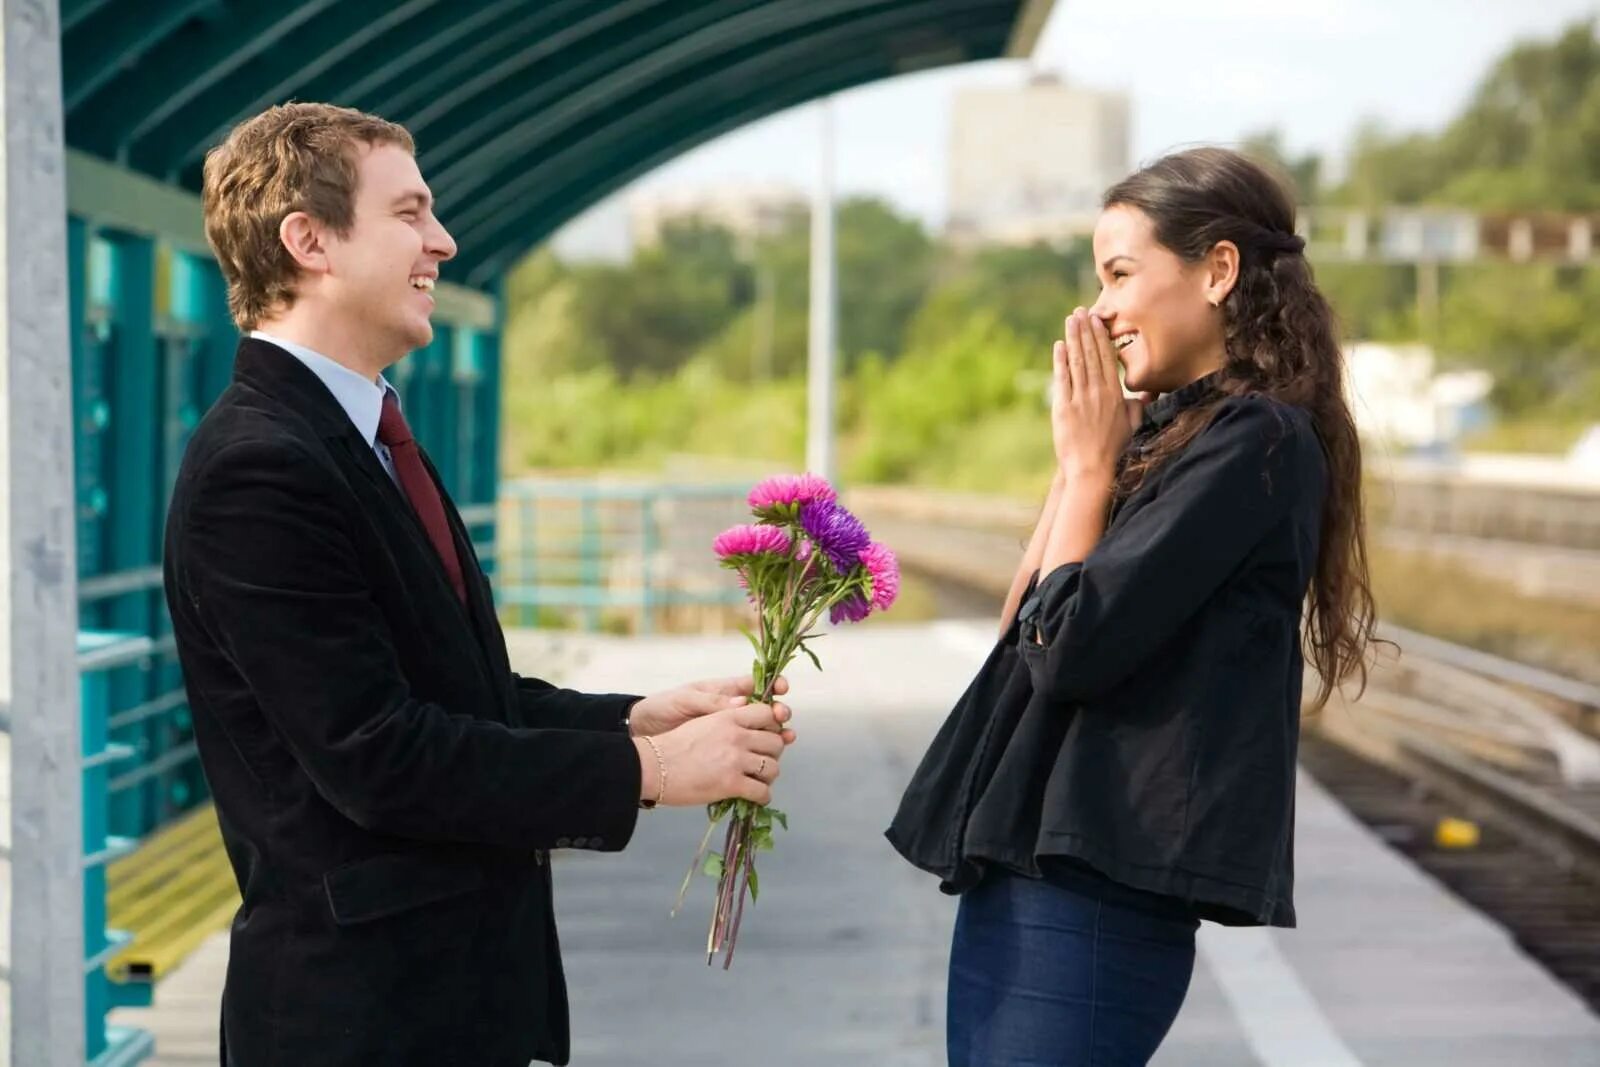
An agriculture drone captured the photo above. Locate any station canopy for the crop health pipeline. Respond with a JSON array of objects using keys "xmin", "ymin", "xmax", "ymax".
[{"xmin": 61, "ymin": 0, "xmax": 1053, "ymax": 288}]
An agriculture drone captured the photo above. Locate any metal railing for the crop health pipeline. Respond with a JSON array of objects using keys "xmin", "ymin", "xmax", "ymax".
[{"xmin": 493, "ymin": 478, "xmax": 751, "ymax": 634}]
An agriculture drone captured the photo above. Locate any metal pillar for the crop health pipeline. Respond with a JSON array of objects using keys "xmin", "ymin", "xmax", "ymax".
[
  {"xmin": 805, "ymin": 97, "xmax": 837, "ymax": 485},
  {"xmin": 1, "ymin": 1, "xmax": 85, "ymax": 1064}
]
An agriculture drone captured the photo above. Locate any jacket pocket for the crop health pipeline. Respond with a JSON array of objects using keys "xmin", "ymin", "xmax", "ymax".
[{"xmin": 322, "ymin": 852, "xmax": 485, "ymax": 926}]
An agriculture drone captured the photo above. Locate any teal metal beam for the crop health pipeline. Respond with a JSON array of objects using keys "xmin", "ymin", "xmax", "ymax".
[
  {"xmin": 433, "ymin": 0, "xmax": 995, "ymax": 216},
  {"xmin": 66, "ymin": 149, "xmax": 209, "ymax": 253},
  {"xmin": 446, "ymin": 0, "xmax": 1012, "ymax": 281},
  {"xmin": 163, "ymin": 0, "xmax": 604, "ymax": 193},
  {"xmin": 457, "ymin": 14, "xmax": 1007, "ymax": 285},
  {"xmin": 133, "ymin": 0, "xmax": 446, "ymax": 173},
  {"xmin": 413, "ymin": 0, "xmax": 764, "ymax": 183},
  {"xmin": 61, "ymin": 0, "xmax": 115, "ymax": 33},
  {"xmin": 161, "ymin": 0, "xmax": 595, "ymax": 192},
  {"xmin": 68, "ymin": 1, "xmax": 341, "ymax": 163},
  {"xmin": 304, "ymin": 0, "xmax": 550, "ymax": 119},
  {"xmin": 455, "ymin": 51, "xmax": 897, "ymax": 286},
  {"xmin": 402, "ymin": 0, "xmax": 701, "ymax": 151},
  {"xmin": 63, "ymin": 0, "xmax": 219, "ymax": 111}
]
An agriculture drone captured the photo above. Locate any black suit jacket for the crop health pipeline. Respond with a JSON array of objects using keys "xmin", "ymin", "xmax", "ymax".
[{"xmin": 163, "ymin": 338, "xmax": 641, "ymax": 1067}]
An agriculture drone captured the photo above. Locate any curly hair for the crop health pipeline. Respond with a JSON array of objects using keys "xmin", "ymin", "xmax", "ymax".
[{"xmin": 1104, "ymin": 147, "xmax": 1378, "ymax": 710}]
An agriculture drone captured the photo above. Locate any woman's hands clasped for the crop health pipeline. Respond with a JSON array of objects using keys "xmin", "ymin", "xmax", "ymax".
[{"xmin": 1050, "ymin": 308, "xmax": 1149, "ymax": 480}]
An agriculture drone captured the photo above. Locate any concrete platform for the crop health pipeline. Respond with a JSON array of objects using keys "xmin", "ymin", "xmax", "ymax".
[{"xmin": 112, "ymin": 620, "xmax": 1600, "ymax": 1065}]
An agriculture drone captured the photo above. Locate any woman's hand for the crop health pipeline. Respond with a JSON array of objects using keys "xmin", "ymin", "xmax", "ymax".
[{"xmin": 1050, "ymin": 309, "xmax": 1145, "ymax": 479}]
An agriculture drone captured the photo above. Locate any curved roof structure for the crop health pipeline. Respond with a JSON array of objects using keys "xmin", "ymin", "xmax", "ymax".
[{"xmin": 63, "ymin": 0, "xmax": 1054, "ymax": 287}]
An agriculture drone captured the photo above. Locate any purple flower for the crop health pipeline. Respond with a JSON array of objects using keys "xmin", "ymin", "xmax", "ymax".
[
  {"xmin": 713, "ymin": 524, "xmax": 792, "ymax": 561},
  {"xmin": 799, "ymin": 501, "xmax": 871, "ymax": 575},
  {"xmin": 829, "ymin": 592, "xmax": 871, "ymax": 625},
  {"xmin": 861, "ymin": 542, "xmax": 900, "ymax": 612}
]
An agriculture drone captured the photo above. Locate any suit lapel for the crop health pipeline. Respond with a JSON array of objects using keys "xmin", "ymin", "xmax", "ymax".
[
  {"xmin": 233, "ymin": 337, "xmax": 505, "ymax": 685},
  {"xmin": 420, "ymin": 450, "xmax": 512, "ymax": 680}
]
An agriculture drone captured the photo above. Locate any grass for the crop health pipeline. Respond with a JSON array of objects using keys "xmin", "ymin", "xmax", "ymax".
[
  {"xmin": 1461, "ymin": 414, "xmax": 1593, "ymax": 455},
  {"xmin": 1368, "ymin": 543, "xmax": 1600, "ymax": 683}
]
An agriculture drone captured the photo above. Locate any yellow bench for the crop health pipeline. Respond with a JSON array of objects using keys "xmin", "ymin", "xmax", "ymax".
[{"xmin": 106, "ymin": 804, "xmax": 241, "ymax": 983}]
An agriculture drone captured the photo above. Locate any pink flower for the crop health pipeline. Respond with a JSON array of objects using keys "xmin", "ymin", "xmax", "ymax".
[
  {"xmin": 713, "ymin": 524, "xmax": 792, "ymax": 560},
  {"xmin": 748, "ymin": 473, "xmax": 837, "ymax": 516},
  {"xmin": 861, "ymin": 542, "xmax": 900, "ymax": 612}
]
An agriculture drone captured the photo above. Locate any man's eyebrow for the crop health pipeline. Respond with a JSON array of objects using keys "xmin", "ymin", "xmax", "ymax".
[{"xmin": 391, "ymin": 191, "xmax": 432, "ymax": 209}]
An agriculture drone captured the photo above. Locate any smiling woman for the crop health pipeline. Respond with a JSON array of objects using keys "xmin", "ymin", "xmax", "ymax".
[{"xmin": 888, "ymin": 146, "xmax": 1378, "ymax": 1067}]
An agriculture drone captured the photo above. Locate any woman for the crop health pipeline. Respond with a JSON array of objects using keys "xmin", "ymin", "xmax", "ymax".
[{"xmin": 885, "ymin": 146, "xmax": 1378, "ymax": 1066}]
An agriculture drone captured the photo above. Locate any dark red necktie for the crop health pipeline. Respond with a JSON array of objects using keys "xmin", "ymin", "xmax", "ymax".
[{"xmin": 377, "ymin": 392, "xmax": 467, "ymax": 604}]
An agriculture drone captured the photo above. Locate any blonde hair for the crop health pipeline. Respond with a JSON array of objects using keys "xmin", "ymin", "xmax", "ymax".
[{"xmin": 201, "ymin": 102, "xmax": 415, "ymax": 330}]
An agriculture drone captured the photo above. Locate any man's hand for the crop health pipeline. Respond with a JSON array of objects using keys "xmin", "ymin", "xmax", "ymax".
[
  {"xmin": 630, "ymin": 674, "xmax": 794, "ymax": 743},
  {"xmin": 636, "ymin": 703, "xmax": 790, "ymax": 807}
]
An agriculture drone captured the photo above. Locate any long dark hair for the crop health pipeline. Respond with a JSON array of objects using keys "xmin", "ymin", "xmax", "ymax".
[{"xmin": 1103, "ymin": 146, "xmax": 1377, "ymax": 710}]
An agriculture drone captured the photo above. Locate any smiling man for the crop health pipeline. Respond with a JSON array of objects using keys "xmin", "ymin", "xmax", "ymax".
[{"xmin": 164, "ymin": 103, "xmax": 794, "ymax": 1067}]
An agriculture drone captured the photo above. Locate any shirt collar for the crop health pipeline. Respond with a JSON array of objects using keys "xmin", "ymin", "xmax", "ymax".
[
  {"xmin": 1142, "ymin": 370, "xmax": 1225, "ymax": 432},
  {"xmin": 250, "ymin": 330, "xmax": 398, "ymax": 447}
]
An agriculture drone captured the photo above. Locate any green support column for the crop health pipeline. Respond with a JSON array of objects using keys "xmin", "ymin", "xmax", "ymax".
[
  {"xmin": 67, "ymin": 217, "xmax": 102, "ymax": 598},
  {"xmin": 429, "ymin": 323, "xmax": 459, "ymax": 497},
  {"xmin": 161, "ymin": 249, "xmax": 218, "ymax": 814},
  {"xmin": 474, "ymin": 287, "xmax": 503, "ymax": 590},
  {"xmin": 200, "ymin": 258, "xmax": 239, "ymax": 409},
  {"xmin": 102, "ymin": 231, "xmax": 162, "ymax": 837}
]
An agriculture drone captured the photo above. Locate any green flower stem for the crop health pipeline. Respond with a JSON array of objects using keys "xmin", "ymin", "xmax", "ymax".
[{"xmin": 693, "ymin": 531, "xmax": 875, "ymax": 966}]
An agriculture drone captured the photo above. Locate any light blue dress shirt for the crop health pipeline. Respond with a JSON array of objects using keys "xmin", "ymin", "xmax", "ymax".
[{"xmin": 250, "ymin": 331, "xmax": 402, "ymax": 487}]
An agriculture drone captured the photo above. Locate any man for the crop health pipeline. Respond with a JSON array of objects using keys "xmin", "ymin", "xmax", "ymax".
[{"xmin": 164, "ymin": 102, "xmax": 792, "ymax": 1067}]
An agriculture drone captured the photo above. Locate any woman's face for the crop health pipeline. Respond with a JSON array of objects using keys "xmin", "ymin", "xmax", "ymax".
[{"xmin": 1088, "ymin": 205, "xmax": 1229, "ymax": 395}]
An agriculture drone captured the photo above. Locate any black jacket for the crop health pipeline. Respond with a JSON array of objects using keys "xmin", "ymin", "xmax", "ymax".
[
  {"xmin": 163, "ymin": 338, "xmax": 642, "ymax": 1066},
  {"xmin": 887, "ymin": 378, "xmax": 1327, "ymax": 927}
]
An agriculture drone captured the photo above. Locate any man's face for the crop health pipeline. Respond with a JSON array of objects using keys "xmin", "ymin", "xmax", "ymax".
[{"xmin": 322, "ymin": 143, "xmax": 457, "ymax": 359}]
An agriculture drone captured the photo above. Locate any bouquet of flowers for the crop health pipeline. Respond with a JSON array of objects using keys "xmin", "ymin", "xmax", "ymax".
[{"xmin": 676, "ymin": 473, "xmax": 899, "ymax": 968}]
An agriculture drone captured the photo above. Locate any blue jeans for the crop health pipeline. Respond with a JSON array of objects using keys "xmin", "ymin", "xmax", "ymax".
[{"xmin": 947, "ymin": 872, "xmax": 1198, "ymax": 1067}]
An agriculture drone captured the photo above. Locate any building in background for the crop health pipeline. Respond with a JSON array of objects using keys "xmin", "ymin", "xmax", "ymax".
[
  {"xmin": 947, "ymin": 71, "xmax": 1130, "ymax": 245},
  {"xmin": 628, "ymin": 183, "xmax": 806, "ymax": 248}
]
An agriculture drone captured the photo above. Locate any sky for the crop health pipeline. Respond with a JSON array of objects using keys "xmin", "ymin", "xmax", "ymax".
[{"xmin": 553, "ymin": 0, "xmax": 1599, "ymax": 250}]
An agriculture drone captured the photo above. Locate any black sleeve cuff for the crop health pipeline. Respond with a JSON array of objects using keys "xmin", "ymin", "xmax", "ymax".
[{"xmin": 1020, "ymin": 563, "xmax": 1083, "ymax": 646}]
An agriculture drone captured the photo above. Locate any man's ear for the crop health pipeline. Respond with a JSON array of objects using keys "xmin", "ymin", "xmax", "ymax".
[{"xmin": 279, "ymin": 211, "xmax": 330, "ymax": 275}]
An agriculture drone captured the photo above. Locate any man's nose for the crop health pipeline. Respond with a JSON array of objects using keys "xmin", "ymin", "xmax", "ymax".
[{"xmin": 427, "ymin": 215, "xmax": 457, "ymax": 263}]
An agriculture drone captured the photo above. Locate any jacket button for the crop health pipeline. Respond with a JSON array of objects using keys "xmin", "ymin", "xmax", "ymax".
[
  {"xmin": 589, "ymin": 836, "xmax": 604, "ymax": 848},
  {"xmin": 570, "ymin": 836, "xmax": 589, "ymax": 848},
  {"xmin": 555, "ymin": 837, "xmax": 571, "ymax": 849}
]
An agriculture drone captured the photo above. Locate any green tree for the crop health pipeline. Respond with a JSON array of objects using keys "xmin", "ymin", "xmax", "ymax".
[{"xmin": 1240, "ymin": 128, "xmax": 1323, "ymax": 204}]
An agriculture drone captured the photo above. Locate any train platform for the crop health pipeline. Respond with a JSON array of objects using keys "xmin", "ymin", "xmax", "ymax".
[{"xmin": 110, "ymin": 620, "xmax": 1600, "ymax": 1065}]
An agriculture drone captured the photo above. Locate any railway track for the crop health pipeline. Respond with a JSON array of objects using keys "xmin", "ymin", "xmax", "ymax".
[{"xmin": 1306, "ymin": 625, "xmax": 1600, "ymax": 1012}]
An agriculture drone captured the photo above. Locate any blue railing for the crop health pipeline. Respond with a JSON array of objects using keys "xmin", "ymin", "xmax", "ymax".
[
  {"xmin": 80, "ymin": 630, "xmax": 157, "ymax": 1067},
  {"xmin": 493, "ymin": 479, "xmax": 751, "ymax": 634}
]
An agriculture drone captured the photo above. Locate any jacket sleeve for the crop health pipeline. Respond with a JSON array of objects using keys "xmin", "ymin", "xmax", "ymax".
[
  {"xmin": 510, "ymin": 674, "xmax": 639, "ymax": 733},
  {"xmin": 1018, "ymin": 397, "xmax": 1316, "ymax": 705},
  {"xmin": 179, "ymin": 440, "xmax": 641, "ymax": 851}
]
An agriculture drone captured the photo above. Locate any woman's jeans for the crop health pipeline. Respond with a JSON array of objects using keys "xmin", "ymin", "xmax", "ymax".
[{"xmin": 947, "ymin": 872, "xmax": 1198, "ymax": 1067}]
